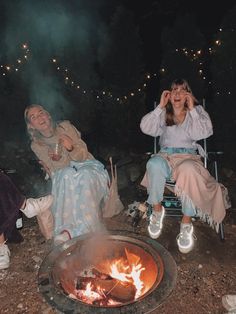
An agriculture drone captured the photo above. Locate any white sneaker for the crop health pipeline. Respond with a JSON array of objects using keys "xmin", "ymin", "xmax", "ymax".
[
  {"xmin": 222, "ymin": 295, "xmax": 236, "ymax": 312},
  {"xmin": 54, "ymin": 230, "xmax": 71, "ymax": 246},
  {"xmin": 148, "ymin": 206, "xmax": 165, "ymax": 239},
  {"xmin": 176, "ymin": 223, "xmax": 195, "ymax": 254},
  {"xmin": 22, "ymin": 195, "xmax": 54, "ymax": 218},
  {"xmin": 0, "ymin": 243, "xmax": 10, "ymax": 270}
]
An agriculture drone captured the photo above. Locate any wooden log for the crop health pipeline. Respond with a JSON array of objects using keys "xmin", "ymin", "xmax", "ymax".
[
  {"xmin": 76, "ymin": 276, "xmax": 136, "ymax": 302},
  {"xmin": 91, "ymin": 267, "xmax": 112, "ymax": 280},
  {"xmin": 109, "ymin": 280, "xmax": 136, "ymax": 302}
]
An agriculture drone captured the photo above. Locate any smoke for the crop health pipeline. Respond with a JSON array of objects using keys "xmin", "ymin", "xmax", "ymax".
[{"xmin": 1, "ymin": 0, "xmax": 111, "ymax": 117}]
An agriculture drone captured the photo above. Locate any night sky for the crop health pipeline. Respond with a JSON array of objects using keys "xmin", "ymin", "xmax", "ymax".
[
  {"xmin": 0, "ymin": 0, "xmax": 235, "ymax": 152},
  {"xmin": 121, "ymin": 0, "xmax": 236, "ymax": 70},
  {"xmin": 0, "ymin": 0, "xmax": 235, "ymax": 72}
]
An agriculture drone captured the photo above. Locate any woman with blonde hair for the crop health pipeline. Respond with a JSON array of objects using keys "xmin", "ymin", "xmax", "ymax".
[
  {"xmin": 140, "ymin": 78, "xmax": 230, "ymax": 253},
  {"xmin": 24, "ymin": 104, "xmax": 110, "ymax": 245}
]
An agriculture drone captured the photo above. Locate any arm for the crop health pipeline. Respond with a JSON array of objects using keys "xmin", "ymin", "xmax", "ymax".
[
  {"xmin": 140, "ymin": 90, "xmax": 170, "ymax": 137},
  {"xmin": 184, "ymin": 105, "xmax": 213, "ymax": 140},
  {"xmin": 58, "ymin": 121, "xmax": 92, "ymax": 161},
  {"xmin": 140, "ymin": 105, "xmax": 165, "ymax": 137}
]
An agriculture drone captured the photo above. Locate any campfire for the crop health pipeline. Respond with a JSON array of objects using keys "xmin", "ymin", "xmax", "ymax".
[
  {"xmin": 63, "ymin": 247, "xmax": 159, "ymax": 306},
  {"xmin": 38, "ymin": 232, "xmax": 177, "ymax": 313}
]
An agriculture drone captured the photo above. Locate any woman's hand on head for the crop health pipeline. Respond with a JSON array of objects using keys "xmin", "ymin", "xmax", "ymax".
[{"xmin": 159, "ymin": 90, "xmax": 171, "ymax": 109}]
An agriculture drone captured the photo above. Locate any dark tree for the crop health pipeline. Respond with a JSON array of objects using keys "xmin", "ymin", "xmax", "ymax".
[
  {"xmin": 159, "ymin": 13, "xmax": 206, "ymax": 99},
  {"xmin": 210, "ymin": 6, "xmax": 236, "ymax": 154}
]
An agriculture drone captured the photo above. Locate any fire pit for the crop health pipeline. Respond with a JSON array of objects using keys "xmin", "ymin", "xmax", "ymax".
[{"xmin": 38, "ymin": 231, "xmax": 177, "ymax": 313}]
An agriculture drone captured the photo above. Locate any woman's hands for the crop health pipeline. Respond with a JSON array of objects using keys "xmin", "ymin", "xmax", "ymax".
[
  {"xmin": 59, "ymin": 134, "xmax": 74, "ymax": 151},
  {"xmin": 159, "ymin": 90, "xmax": 171, "ymax": 109},
  {"xmin": 159, "ymin": 89, "xmax": 197, "ymax": 111},
  {"xmin": 47, "ymin": 134, "xmax": 74, "ymax": 162}
]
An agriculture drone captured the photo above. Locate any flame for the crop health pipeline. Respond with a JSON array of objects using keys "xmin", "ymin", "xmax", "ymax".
[
  {"xmin": 77, "ymin": 248, "xmax": 145, "ymax": 303},
  {"xmin": 78, "ymin": 282, "xmax": 103, "ymax": 304}
]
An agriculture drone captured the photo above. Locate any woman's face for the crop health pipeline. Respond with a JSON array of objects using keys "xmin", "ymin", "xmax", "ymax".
[
  {"xmin": 27, "ymin": 106, "xmax": 52, "ymax": 132},
  {"xmin": 169, "ymin": 84, "xmax": 188, "ymax": 110}
]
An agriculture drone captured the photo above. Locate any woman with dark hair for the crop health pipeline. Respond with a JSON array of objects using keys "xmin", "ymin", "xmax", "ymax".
[
  {"xmin": 140, "ymin": 78, "xmax": 230, "ymax": 253},
  {"xmin": 24, "ymin": 105, "xmax": 110, "ymax": 246},
  {"xmin": 0, "ymin": 172, "xmax": 53, "ymax": 269}
]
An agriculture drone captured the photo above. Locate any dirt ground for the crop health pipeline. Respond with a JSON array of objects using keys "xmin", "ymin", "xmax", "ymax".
[{"xmin": 0, "ymin": 148, "xmax": 236, "ymax": 314}]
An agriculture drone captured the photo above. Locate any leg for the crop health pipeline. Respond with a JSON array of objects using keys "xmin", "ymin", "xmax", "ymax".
[
  {"xmin": 146, "ymin": 156, "xmax": 172, "ymax": 239},
  {"xmin": 0, "ymin": 233, "xmax": 5, "ymax": 244},
  {"xmin": 21, "ymin": 195, "xmax": 53, "ymax": 218},
  {"xmin": 0, "ymin": 233, "xmax": 10, "ymax": 270},
  {"xmin": 174, "ymin": 156, "xmax": 229, "ymax": 226},
  {"xmin": 52, "ymin": 160, "xmax": 109, "ymax": 245},
  {"xmin": 146, "ymin": 155, "xmax": 172, "ymax": 207},
  {"xmin": 174, "ymin": 160, "xmax": 198, "ymax": 253},
  {"xmin": 0, "ymin": 173, "xmax": 25, "ymax": 243}
]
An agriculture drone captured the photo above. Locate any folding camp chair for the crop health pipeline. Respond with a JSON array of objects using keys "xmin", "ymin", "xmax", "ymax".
[
  {"xmin": 131, "ymin": 100, "xmax": 225, "ymax": 241},
  {"xmin": 153, "ymin": 99, "xmax": 225, "ymax": 241}
]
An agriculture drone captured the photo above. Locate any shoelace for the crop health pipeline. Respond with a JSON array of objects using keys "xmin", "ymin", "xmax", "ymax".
[
  {"xmin": 176, "ymin": 227, "xmax": 197, "ymax": 241},
  {"xmin": 150, "ymin": 209, "xmax": 164, "ymax": 224}
]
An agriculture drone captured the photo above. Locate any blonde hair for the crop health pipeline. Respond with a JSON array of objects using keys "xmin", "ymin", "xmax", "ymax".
[{"xmin": 24, "ymin": 104, "xmax": 53, "ymax": 141}]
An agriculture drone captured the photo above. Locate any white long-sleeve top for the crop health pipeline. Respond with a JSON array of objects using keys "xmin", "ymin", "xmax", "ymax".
[{"xmin": 140, "ymin": 104, "xmax": 213, "ymax": 154}]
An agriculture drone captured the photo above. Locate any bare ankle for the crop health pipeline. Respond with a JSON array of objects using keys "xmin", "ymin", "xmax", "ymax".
[
  {"xmin": 0, "ymin": 233, "xmax": 5, "ymax": 244},
  {"xmin": 181, "ymin": 215, "xmax": 192, "ymax": 224},
  {"xmin": 153, "ymin": 203, "xmax": 163, "ymax": 212},
  {"xmin": 20, "ymin": 199, "xmax": 26, "ymax": 210}
]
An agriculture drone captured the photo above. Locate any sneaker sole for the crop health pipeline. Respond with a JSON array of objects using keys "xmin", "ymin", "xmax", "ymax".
[
  {"xmin": 54, "ymin": 230, "xmax": 71, "ymax": 246},
  {"xmin": 0, "ymin": 263, "xmax": 10, "ymax": 270},
  {"xmin": 177, "ymin": 242, "xmax": 194, "ymax": 254},
  {"xmin": 148, "ymin": 225, "xmax": 162, "ymax": 239},
  {"xmin": 222, "ymin": 296, "xmax": 236, "ymax": 312},
  {"xmin": 148, "ymin": 207, "xmax": 165, "ymax": 239}
]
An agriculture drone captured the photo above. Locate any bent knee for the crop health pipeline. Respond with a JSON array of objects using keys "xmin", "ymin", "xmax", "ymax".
[{"xmin": 147, "ymin": 156, "xmax": 169, "ymax": 172}]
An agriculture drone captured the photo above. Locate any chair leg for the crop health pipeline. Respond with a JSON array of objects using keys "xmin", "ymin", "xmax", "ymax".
[{"xmin": 219, "ymin": 222, "xmax": 225, "ymax": 241}]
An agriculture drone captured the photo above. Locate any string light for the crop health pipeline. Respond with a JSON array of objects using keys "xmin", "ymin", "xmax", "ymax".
[
  {"xmin": 0, "ymin": 43, "xmax": 30, "ymax": 76},
  {"xmin": 0, "ymin": 39, "xmax": 234, "ymax": 98},
  {"xmin": 50, "ymin": 57, "xmax": 149, "ymax": 102}
]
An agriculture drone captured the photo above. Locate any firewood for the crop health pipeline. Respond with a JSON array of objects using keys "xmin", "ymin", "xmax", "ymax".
[
  {"xmin": 91, "ymin": 267, "xmax": 112, "ymax": 280},
  {"xmin": 76, "ymin": 276, "xmax": 100, "ymax": 290},
  {"xmin": 76, "ymin": 276, "xmax": 136, "ymax": 302},
  {"xmin": 109, "ymin": 280, "xmax": 136, "ymax": 302}
]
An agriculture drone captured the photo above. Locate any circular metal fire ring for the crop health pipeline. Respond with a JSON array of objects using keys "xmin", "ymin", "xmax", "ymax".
[{"xmin": 38, "ymin": 230, "xmax": 177, "ymax": 314}]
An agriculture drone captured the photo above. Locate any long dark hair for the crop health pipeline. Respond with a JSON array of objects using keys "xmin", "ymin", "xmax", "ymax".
[{"xmin": 166, "ymin": 78, "xmax": 199, "ymax": 126}]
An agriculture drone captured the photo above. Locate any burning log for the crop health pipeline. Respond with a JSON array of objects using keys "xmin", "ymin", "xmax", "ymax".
[
  {"xmin": 91, "ymin": 268, "xmax": 112, "ymax": 280},
  {"xmin": 108, "ymin": 280, "xmax": 136, "ymax": 302},
  {"xmin": 76, "ymin": 276, "xmax": 136, "ymax": 302}
]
